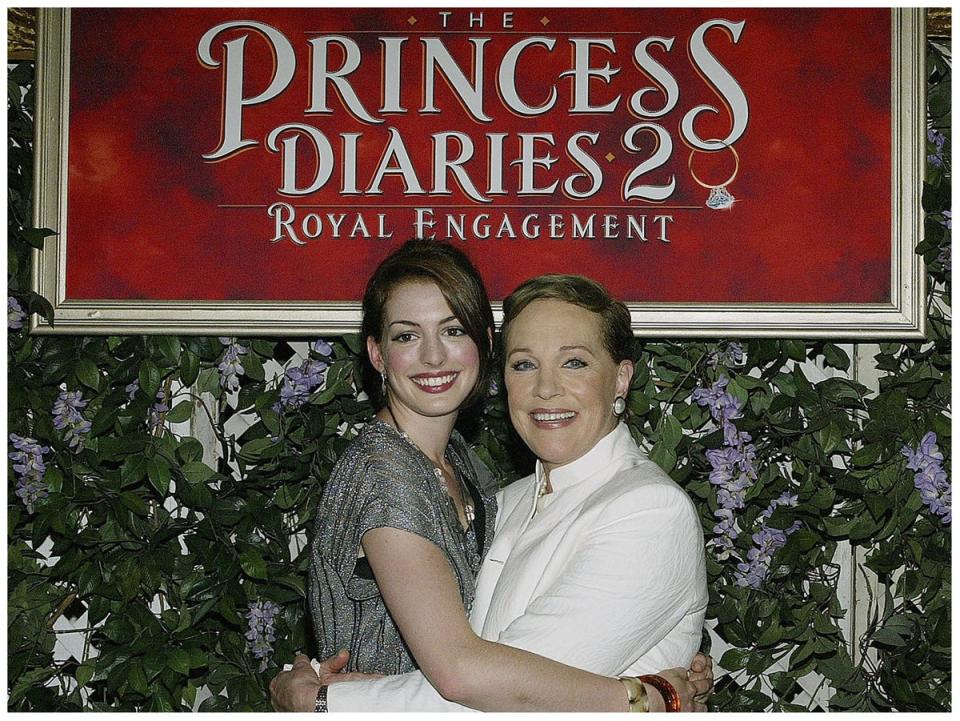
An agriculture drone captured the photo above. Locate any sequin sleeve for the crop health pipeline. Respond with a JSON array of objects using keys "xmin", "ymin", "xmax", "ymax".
[
  {"xmin": 321, "ymin": 431, "xmax": 447, "ymax": 599},
  {"xmin": 309, "ymin": 422, "xmax": 480, "ymax": 674}
]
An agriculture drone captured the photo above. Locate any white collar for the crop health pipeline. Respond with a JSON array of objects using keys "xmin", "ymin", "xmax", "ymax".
[{"xmin": 533, "ymin": 422, "xmax": 634, "ymax": 496}]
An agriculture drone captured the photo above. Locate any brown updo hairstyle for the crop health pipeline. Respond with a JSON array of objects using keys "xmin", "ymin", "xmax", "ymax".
[
  {"xmin": 361, "ymin": 239, "xmax": 495, "ymax": 409},
  {"xmin": 500, "ymin": 274, "xmax": 634, "ymax": 364}
]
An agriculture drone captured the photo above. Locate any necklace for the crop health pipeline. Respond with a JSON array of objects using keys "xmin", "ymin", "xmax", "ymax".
[
  {"xmin": 533, "ymin": 468, "xmax": 552, "ymax": 516},
  {"xmin": 384, "ymin": 407, "xmax": 476, "ymax": 526}
]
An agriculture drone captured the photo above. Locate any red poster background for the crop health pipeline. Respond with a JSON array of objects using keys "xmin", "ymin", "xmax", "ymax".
[{"xmin": 65, "ymin": 8, "xmax": 891, "ymax": 303}]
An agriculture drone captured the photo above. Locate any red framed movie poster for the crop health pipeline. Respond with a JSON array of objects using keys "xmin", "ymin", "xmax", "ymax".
[{"xmin": 32, "ymin": 7, "xmax": 925, "ymax": 336}]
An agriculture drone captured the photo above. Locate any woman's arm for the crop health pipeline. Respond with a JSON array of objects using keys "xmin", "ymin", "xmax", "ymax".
[{"xmin": 362, "ymin": 525, "xmax": 634, "ymax": 712}]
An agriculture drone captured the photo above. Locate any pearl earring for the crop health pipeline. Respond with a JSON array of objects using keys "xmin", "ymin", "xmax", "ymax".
[{"xmin": 613, "ymin": 396, "xmax": 627, "ymax": 416}]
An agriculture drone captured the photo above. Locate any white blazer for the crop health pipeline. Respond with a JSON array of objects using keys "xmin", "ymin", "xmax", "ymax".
[{"xmin": 329, "ymin": 424, "xmax": 708, "ymax": 711}]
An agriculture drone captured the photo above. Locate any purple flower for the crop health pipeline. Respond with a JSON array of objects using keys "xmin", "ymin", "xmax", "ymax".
[
  {"xmin": 708, "ymin": 342, "xmax": 744, "ymax": 368},
  {"xmin": 311, "ymin": 339, "xmax": 333, "ymax": 357},
  {"xmin": 147, "ymin": 390, "xmax": 170, "ymax": 434},
  {"xmin": 8, "ymin": 297, "xmax": 26, "ymax": 331},
  {"xmin": 710, "ymin": 507, "xmax": 739, "ymax": 555},
  {"xmin": 692, "ymin": 377, "xmax": 742, "ymax": 423},
  {"xmin": 51, "ymin": 389, "xmax": 92, "ymax": 452},
  {"xmin": 902, "ymin": 432, "xmax": 951, "ymax": 524},
  {"xmin": 937, "ymin": 245, "xmax": 951, "ymax": 273},
  {"xmin": 275, "ymin": 358, "xmax": 328, "ymax": 411},
  {"xmin": 245, "ymin": 599, "xmax": 281, "ymax": 671},
  {"xmin": 125, "ymin": 379, "xmax": 140, "ymax": 401},
  {"xmin": 734, "ymin": 491, "xmax": 802, "ymax": 589},
  {"xmin": 734, "ymin": 521, "xmax": 800, "ymax": 590},
  {"xmin": 941, "ymin": 210, "xmax": 952, "ymax": 231},
  {"xmin": 8, "ymin": 433, "xmax": 50, "ymax": 513},
  {"xmin": 695, "ymin": 375, "xmax": 775, "ymax": 570},
  {"xmin": 218, "ymin": 340, "xmax": 248, "ymax": 392},
  {"xmin": 488, "ymin": 377, "xmax": 499, "ymax": 396},
  {"xmin": 928, "ymin": 128, "xmax": 947, "ymax": 168}
]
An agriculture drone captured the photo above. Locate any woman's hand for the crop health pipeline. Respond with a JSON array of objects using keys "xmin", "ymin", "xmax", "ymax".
[
  {"xmin": 270, "ymin": 651, "xmax": 349, "ymax": 711},
  {"xmin": 688, "ymin": 652, "xmax": 715, "ymax": 702},
  {"xmin": 644, "ymin": 665, "xmax": 711, "ymax": 712},
  {"xmin": 270, "ymin": 654, "xmax": 325, "ymax": 711},
  {"xmin": 269, "ymin": 651, "xmax": 385, "ymax": 711}
]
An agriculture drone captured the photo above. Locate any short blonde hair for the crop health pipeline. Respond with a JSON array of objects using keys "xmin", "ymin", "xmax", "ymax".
[{"xmin": 501, "ymin": 274, "xmax": 633, "ymax": 363}]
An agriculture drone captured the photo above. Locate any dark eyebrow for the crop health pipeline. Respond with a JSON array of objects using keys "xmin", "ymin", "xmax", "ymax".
[{"xmin": 388, "ymin": 315, "xmax": 459, "ymax": 329}]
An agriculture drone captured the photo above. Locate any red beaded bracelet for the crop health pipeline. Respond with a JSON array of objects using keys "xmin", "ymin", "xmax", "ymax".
[{"xmin": 638, "ymin": 674, "xmax": 681, "ymax": 712}]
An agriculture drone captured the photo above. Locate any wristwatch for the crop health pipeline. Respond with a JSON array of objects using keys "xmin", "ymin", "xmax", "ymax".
[{"xmin": 314, "ymin": 685, "xmax": 329, "ymax": 713}]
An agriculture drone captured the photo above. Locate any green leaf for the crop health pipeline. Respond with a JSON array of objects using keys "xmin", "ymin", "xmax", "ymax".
[
  {"xmin": 121, "ymin": 454, "xmax": 148, "ymax": 485},
  {"xmin": 195, "ymin": 367, "xmax": 221, "ymax": 396},
  {"xmin": 120, "ymin": 564, "xmax": 141, "ymax": 601},
  {"xmin": 179, "ymin": 350, "xmax": 200, "ymax": 387},
  {"xmin": 181, "ymin": 461, "xmax": 215, "ymax": 483},
  {"xmin": 9, "ymin": 666, "xmax": 57, "ymax": 704},
  {"xmin": 822, "ymin": 343, "xmax": 851, "ymax": 371},
  {"xmin": 274, "ymin": 485, "xmax": 300, "ymax": 510},
  {"xmin": 719, "ymin": 648, "xmax": 750, "ymax": 671},
  {"xmin": 240, "ymin": 352, "xmax": 265, "ymax": 382},
  {"xmin": 156, "ymin": 336, "xmax": 182, "ymax": 365},
  {"xmin": 648, "ymin": 443, "xmax": 677, "ymax": 473},
  {"xmin": 127, "ymin": 659, "xmax": 149, "ymax": 695},
  {"xmin": 166, "ymin": 648, "xmax": 191, "ymax": 675},
  {"xmin": 239, "ymin": 436, "xmax": 276, "ymax": 460},
  {"xmin": 165, "ymin": 400, "xmax": 193, "ymax": 424},
  {"xmin": 147, "ymin": 458, "xmax": 171, "ymax": 497},
  {"xmin": 139, "ymin": 361, "xmax": 162, "ymax": 399},
  {"xmin": 239, "ymin": 549, "xmax": 268, "ymax": 580},
  {"xmin": 177, "ymin": 437, "xmax": 204, "ymax": 463},
  {"xmin": 22, "ymin": 227, "xmax": 57, "ymax": 250},
  {"xmin": 757, "ymin": 621, "xmax": 784, "ymax": 647},
  {"xmin": 120, "ymin": 491, "xmax": 148, "ymax": 516},
  {"xmin": 784, "ymin": 340, "xmax": 807, "ymax": 361},
  {"xmin": 183, "ymin": 681, "xmax": 198, "ymax": 708},
  {"xmin": 659, "ymin": 415, "xmax": 683, "ymax": 449},
  {"xmin": 45, "ymin": 466, "xmax": 63, "ymax": 493},
  {"xmin": 75, "ymin": 358, "xmax": 100, "ymax": 391},
  {"xmin": 76, "ymin": 661, "xmax": 95, "ymax": 687},
  {"xmin": 103, "ymin": 616, "xmax": 136, "ymax": 643}
]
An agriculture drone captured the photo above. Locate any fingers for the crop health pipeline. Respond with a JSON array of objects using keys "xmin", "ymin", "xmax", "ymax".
[
  {"xmin": 691, "ymin": 652, "xmax": 708, "ymax": 672},
  {"xmin": 317, "ymin": 649, "xmax": 350, "ymax": 675},
  {"xmin": 291, "ymin": 653, "xmax": 314, "ymax": 670},
  {"xmin": 690, "ymin": 676, "xmax": 712, "ymax": 697}
]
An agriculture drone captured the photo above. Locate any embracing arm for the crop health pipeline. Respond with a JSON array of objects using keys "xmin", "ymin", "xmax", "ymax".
[
  {"xmin": 325, "ymin": 482, "xmax": 706, "ymax": 712},
  {"xmin": 362, "ymin": 525, "xmax": 629, "ymax": 712}
]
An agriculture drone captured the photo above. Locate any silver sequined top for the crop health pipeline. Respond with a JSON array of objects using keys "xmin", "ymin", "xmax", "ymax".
[{"xmin": 307, "ymin": 420, "xmax": 498, "ymax": 674}]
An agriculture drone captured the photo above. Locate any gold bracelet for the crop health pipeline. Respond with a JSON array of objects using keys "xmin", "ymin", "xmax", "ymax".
[{"xmin": 618, "ymin": 676, "xmax": 649, "ymax": 713}]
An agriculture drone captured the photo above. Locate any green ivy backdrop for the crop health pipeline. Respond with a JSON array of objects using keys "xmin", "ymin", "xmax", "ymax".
[{"xmin": 7, "ymin": 38, "xmax": 950, "ymax": 712}]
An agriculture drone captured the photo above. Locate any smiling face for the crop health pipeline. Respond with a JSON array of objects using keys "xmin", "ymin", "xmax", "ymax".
[
  {"xmin": 367, "ymin": 280, "xmax": 481, "ymax": 426},
  {"xmin": 504, "ymin": 299, "xmax": 634, "ymax": 475}
]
